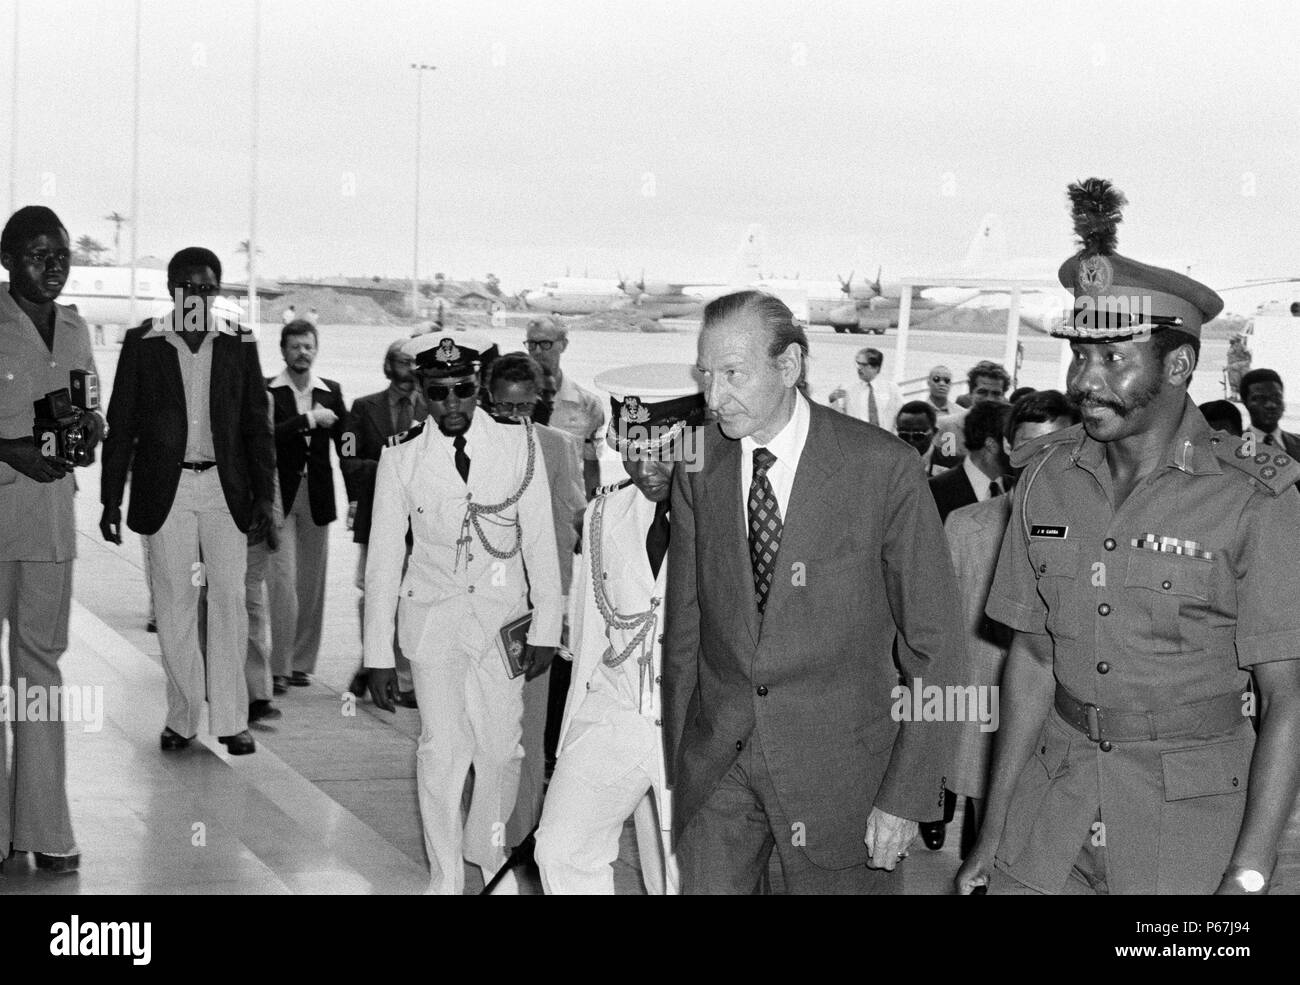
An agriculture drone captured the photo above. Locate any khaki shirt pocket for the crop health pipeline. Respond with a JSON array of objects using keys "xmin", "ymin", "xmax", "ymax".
[{"xmin": 1028, "ymin": 540, "xmax": 1080, "ymax": 640}]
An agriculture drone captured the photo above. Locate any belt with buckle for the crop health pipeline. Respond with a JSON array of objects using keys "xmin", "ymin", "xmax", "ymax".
[
  {"xmin": 180, "ymin": 461, "xmax": 217, "ymax": 472},
  {"xmin": 1054, "ymin": 684, "xmax": 1245, "ymax": 743}
]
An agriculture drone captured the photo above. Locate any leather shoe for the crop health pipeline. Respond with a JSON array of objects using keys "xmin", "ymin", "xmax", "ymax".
[
  {"xmin": 160, "ymin": 727, "xmax": 193, "ymax": 751},
  {"xmin": 218, "ymin": 730, "xmax": 256, "ymax": 755},
  {"xmin": 272, "ymin": 675, "xmax": 291, "ymax": 695},
  {"xmin": 248, "ymin": 699, "xmax": 282, "ymax": 724},
  {"xmin": 146, "ymin": 619, "xmax": 157, "ymax": 633},
  {"xmin": 920, "ymin": 820, "xmax": 947, "ymax": 850},
  {"xmin": 395, "ymin": 690, "xmax": 419, "ymax": 709},
  {"xmin": 34, "ymin": 851, "xmax": 81, "ymax": 874},
  {"xmin": 289, "ymin": 671, "xmax": 311, "ymax": 687}
]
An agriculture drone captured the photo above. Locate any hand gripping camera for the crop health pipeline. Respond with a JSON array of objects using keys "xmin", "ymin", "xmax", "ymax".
[{"xmin": 32, "ymin": 369, "xmax": 99, "ymax": 466}]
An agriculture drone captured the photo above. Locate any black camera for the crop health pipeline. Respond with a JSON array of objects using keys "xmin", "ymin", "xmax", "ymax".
[{"xmin": 33, "ymin": 369, "xmax": 99, "ymax": 467}]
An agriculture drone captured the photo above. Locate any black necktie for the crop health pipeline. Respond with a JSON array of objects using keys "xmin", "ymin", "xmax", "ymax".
[
  {"xmin": 1264, "ymin": 432, "xmax": 1276, "ymax": 447},
  {"xmin": 989, "ymin": 478, "xmax": 1002, "ymax": 497},
  {"xmin": 646, "ymin": 499, "xmax": 670, "ymax": 579},
  {"xmin": 748, "ymin": 447, "xmax": 782, "ymax": 614},
  {"xmin": 453, "ymin": 434, "xmax": 470, "ymax": 483}
]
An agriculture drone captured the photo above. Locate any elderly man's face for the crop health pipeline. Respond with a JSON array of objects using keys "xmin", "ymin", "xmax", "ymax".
[
  {"xmin": 856, "ymin": 352, "xmax": 881, "ymax": 383},
  {"xmin": 525, "ymin": 321, "xmax": 567, "ymax": 376},
  {"xmin": 385, "ymin": 346, "xmax": 417, "ymax": 390},
  {"xmin": 698, "ymin": 314, "xmax": 797, "ymax": 442}
]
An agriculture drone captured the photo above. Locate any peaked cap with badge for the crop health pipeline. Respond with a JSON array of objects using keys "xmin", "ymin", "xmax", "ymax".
[
  {"xmin": 402, "ymin": 331, "xmax": 500, "ymax": 378},
  {"xmin": 1055, "ymin": 178, "xmax": 1224, "ymax": 342},
  {"xmin": 593, "ymin": 362, "xmax": 706, "ymax": 456}
]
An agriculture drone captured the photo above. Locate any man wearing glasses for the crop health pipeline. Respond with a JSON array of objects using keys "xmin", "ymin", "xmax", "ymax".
[
  {"xmin": 524, "ymin": 316, "xmax": 604, "ymax": 498},
  {"xmin": 0, "ymin": 206, "xmax": 104, "ymax": 874},
  {"xmin": 363, "ymin": 333, "xmax": 562, "ymax": 894},
  {"xmin": 828, "ymin": 347, "xmax": 902, "ymax": 432},
  {"xmin": 101, "ymin": 247, "xmax": 277, "ymax": 758}
]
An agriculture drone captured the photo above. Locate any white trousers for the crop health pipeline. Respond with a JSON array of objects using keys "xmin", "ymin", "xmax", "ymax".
[
  {"xmin": 403, "ymin": 605, "xmax": 525, "ymax": 895},
  {"xmin": 149, "ymin": 469, "xmax": 249, "ymax": 737},
  {"xmin": 535, "ymin": 678, "xmax": 678, "ymax": 895}
]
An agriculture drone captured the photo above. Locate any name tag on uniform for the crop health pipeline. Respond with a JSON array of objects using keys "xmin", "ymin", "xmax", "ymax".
[{"xmin": 1030, "ymin": 524, "xmax": 1068, "ymax": 539}]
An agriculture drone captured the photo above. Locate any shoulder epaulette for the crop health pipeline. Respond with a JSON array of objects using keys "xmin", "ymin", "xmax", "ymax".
[
  {"xmin": 1212, "ymin": 432, "xmax": 1300, "ymax": 495},
  {"xmin": 385, "ymin": 422, "xmax": 425, "ymax": 448},
  {"xmin": 594, "ymin": 478, "xmax": 633, "ymax": 498},
  {"xmin": 1009, "ymin": 422, "xmax": 1083, "ymax": 469}
]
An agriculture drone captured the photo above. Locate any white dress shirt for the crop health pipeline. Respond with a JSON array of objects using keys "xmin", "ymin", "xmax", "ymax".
[
  {"xmin": 1250, "ymin": 425, "xmax": 1284, "ymax": 448},
  {"xmin": 739, "ymin": 391, "xmax": 811, "ymax": 519},
  {"xmin": 963, "ymin": 454, "xmax": 1002, "ymax": 503},
  {"xmin": 842, "ymin": 377, "xmax": 902, "ymax": 432}
]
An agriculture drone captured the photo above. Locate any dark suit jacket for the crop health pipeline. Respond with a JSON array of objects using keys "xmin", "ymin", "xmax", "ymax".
[
  {"xmin": 101, "ymin": 321, "xmax": 276, "ymax": 535},
  {"xmin": 1282, "ymin": 430, "xmax": 1300, "ymax": 462},
  {"xmin": 340, "ymin": 388, "xmax": 426, "ymax": 545},
  {"xmin": 928, "ymin": 461, "xmax": 979, "ymax": 523},
  {"xmin": 267, "ymin": 375, "xmax": 350, "ymax": 525},
  {"xmin": 662, "ymin": 399, "xmax": 967, "ymax": 867}
]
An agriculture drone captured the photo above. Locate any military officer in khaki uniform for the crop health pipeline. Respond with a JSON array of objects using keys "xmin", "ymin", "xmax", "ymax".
[
  {"xmin": 363, "ymin": 332, "xmax": 562, "ymax": 895},
  {"xmin": 534, "ymin": 363, "xmax": 705, "ymax": 895},
  {"xmin": 957, "ymin": 179, "xmax": 1300, "ymax": 895}
]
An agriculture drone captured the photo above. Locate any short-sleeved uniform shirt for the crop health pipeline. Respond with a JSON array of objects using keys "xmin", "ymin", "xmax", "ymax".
[
  {"xmin": 548, "ymin": 373, "xmax": 605, "ymax": 463},
  {"xmin": 0, "ymin": 290, "xmax": 97, "ymax": 561},
  {"xmin": 985, "ymin": 395, "xmax": 1300, "ymax": 894}
]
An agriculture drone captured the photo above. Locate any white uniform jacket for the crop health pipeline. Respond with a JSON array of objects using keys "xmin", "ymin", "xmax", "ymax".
[
  {"xmin": 363, "ymin": 414, "xmax": 563, "ymax": 668},
  {"xmin": 560, "ymin": 481, "xmax": 672, "ymax": 824}
]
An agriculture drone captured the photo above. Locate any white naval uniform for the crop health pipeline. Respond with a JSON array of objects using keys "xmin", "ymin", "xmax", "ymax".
[
  {"xmin": 363, "ymin": 413, "xmax": 562, "ymax": 895},
  {"xmin": 534, "ymin": 481, "xmax": 679, "ymax": 895}
]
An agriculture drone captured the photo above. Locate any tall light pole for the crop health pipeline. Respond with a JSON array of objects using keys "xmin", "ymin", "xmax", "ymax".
[
  {"xmin": 248, "ymin": 0, "xmax": 261, "ymax": 326},
  {"xmin": 9, "ymin": 0, "xmax": 19, "ymax": 217},
  {"xmin": 411, "ymin": 63, "xmax": 435, "ymax": 319},
  {"xmin": 127, "ymin": 0, "xmax": 141, "ymax": 326}
]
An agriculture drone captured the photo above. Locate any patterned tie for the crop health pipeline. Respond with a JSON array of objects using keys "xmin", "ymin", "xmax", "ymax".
[
  {"xmin": 645, "ymin": 499, "xmax": 670, "ymax": 579},
  {"xmin": 867, "ymin": 382, "xmax": 878, "ymax": 426},
  {"xmin": 748, "ymin": 447, "xmax": 782, "ymax": 614},
  {"xmin": 453, "ymin": 434, "xmax": 470, "ymax": 483}
]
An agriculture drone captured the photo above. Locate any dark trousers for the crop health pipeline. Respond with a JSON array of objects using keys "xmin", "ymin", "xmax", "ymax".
[{"xmin": 676, "ymin": 728, "xmax": 899, "ymax": 895}]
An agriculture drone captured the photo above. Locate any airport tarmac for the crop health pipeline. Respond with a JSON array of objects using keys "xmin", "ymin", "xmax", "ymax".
[{"xmin": 5, "ymin": 320, "xmax": 1281, "ymax": 896}]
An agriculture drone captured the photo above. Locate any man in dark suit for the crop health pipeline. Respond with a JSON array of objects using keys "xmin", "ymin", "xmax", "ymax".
[
  {"xmin": 663, "ymin": 290, "xmax": 966, "ymax": 894},
  {"xmin": 928, "ymin": 400, "xmax": 1013, "ymax": 523},
  {"xmin": 100, "ymin": 247, "xmax": 277, "ymax": 756},
  {"xmin": 266, "ymin": 319, "xmax": 351, "ymax": 690},
  {"xmin": 1240, "ymin": 368, "xmax": 1300, "ymax": 460},
  {"xmin": 340, "ymin": 338, "xmax": 426, "ymax": 702}
]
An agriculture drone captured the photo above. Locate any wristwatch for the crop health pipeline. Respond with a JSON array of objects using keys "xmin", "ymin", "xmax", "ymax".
[{"xmin": 1225, "ymin": 866, "xmax": 1267, "ymax": 893}]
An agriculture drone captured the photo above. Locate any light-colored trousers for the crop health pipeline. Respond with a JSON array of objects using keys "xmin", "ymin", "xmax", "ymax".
[
  {"xmin": 403, "ymin": 604, "xmax": 525, "ymax": 895},
  {"xmin": 267, "ymin": 482, "xmax": 329, "ymax": 676},
  {"xmin": 535, "ymin": 678, "xmax": 678, "ymax": 895},
  {"xmin": 149, "ymin": 469, "xmax": 249, "ymax": 738},
  {"xmin": 196, "ymin": 537, "xmax": 273, "ymax": 703},
  {"xmin": 354, "ymin": 544, "xmax": 412, "ymax": 693},
  {"xmin": 0, "ymin": 559, "xmax": 76, "ymax": 854}
]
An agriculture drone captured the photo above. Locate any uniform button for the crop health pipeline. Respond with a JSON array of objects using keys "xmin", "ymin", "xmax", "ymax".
[
  {"xmin": 417, "ymin": 506, "xmax": 424, "ymax": 513},
  {"xmin": 1040, "ymin": 745, "xmax": 1046, "ymax": 754},
  {"xmin": 1097, "ymin": 661, "xmax": 1110, "ymax": 674},
  {"xmin": 654, "ymin": 675, "xmax": 662, "ymax": 684},
  {"xmin": 735, "ymin": 740, "xmax": 743, "ymax": 751},
  {"xmin": 1161, "ymin": 580, "xmax": 1171, "ymax": 590},
  {"xmin": 1099, "ymin": 740, "xmax": 1113, "ymax": 752},
  {"xmin": 407, "ymin": 590, "xmax": 413, "ymax": 597},
  {"xmin": 657, "ymin": 634, "xmax": 664, "ymax": 644},
  {"xmin": 756, "ymin": 685, "xmax": 768, "ymax": 696},
  {"xmin": 1232, "ymin": 777, "xmax": 1239, "ymax": 787},
  {"xmin": 654, "ymin": 718, "xmax": 662, "ymax": 726},
  {"xmin": 467, "ymin": 554, "xmax": 474, "ymax": 561},
  {"xmin": 467, "ymin": 585, "xmax": 475, "ymax": 594},
  {"xmin": 466, "ymin": 493, "xmax": 472, "ymax": 501},
  {"xmin": 1098, "ymin": 603, "xmax": 1111, "ymax": 616},
  {"xmin": 1103, "ymin": 538, "xmax": 1116, "ymax": 551},
  {"xmin": 1038, "ymin": 563, "xmax": 1048, "ymax": 574}
]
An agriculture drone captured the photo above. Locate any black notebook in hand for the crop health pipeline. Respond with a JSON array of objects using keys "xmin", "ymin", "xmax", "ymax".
[{"xmin": 498, "ymin": 611, "xmax": 533, "ymax": 680}]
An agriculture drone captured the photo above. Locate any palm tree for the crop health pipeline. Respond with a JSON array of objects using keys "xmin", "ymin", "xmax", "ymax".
[{"xmin": 104, "ymin": 212, "xmax": 129, "ymax": 265}]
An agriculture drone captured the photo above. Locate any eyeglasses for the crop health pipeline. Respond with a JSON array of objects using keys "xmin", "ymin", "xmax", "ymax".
[
  {"xmin": 176, "ymin": 282, "xmax": 221, "ymax": 296},
  {"xmin": 425, "ymin": 381, "xmax": 478, "ymax": 401},
  {"xmin": 897, "ymin": 429, "xmax": 934, "ymax": 440},
  {"xmin": 493, "ymin": 400, "xmax": 536, "ymax": 417},
  {"xmin": 20, "ymin": 249, "xmax": 71, "ymax": 268},
  {"xmin": 930, "ymin": 376, "xmax": 951, "ymax": 384},
  {"xmin": 525, "ymin": 339, "xmax": 556, "ymax": 351}
]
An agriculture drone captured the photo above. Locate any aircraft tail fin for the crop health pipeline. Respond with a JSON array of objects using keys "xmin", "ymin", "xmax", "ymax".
[
  {"xmin": 963, "ymin": 213, "xmax": 1008, "ymax": 271},
  {"xmin": 733, "ymin": 223, "xmax": 765, "ymax": 283}
]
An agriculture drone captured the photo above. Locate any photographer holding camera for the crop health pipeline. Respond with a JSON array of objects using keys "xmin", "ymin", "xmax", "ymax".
[{"xmin": 0, "ymin": 206, "xmax": 104, "ymax": 875}]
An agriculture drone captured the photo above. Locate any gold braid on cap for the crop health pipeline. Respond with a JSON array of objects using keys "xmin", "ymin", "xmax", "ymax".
[
  {"xmin": 454, "ymin": 419, "xmax": 537, "ymax": 569},
  {"xmin": 590, "ymin": 493, "xmax": 660, "ymax": 713}
]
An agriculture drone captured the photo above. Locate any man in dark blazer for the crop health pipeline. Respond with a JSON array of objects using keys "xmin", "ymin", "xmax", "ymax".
[
  {"xmin": 266, "ymin": 319, "xmax": 351, "ymax": 689},
  {"xmin": 663, "ymin": 290, "xmax": 967, "ymax": 894},
  {"xmin": 928, "ymin": 400, "xmax": 1013, "ymax": 523},
  {"xmin": 340, "ymin": 338, "xmax": 426, "ymax": 701},
  {"xmin": 1240, "ymin": 368, "xmax": 1300, "ymax": 460},
  {"xmin": 100, "ymin": 246, "xmax": 276, "ymax": 755}
]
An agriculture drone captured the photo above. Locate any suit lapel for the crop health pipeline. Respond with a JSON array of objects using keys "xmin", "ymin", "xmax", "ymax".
[{"xmin": 703, "ymin": 432, "xmax": 759, "ymax": 645}]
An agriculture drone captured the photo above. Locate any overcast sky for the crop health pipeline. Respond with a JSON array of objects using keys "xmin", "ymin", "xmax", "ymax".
[{"xmin": 6, "ymin": 0, "xmax": 1300, "ymax": 309}]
